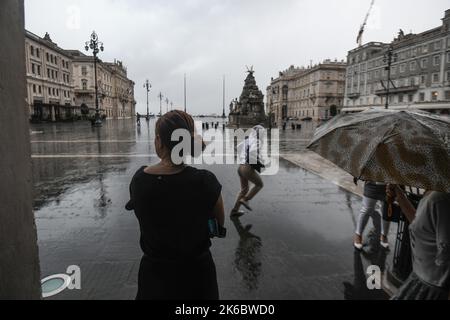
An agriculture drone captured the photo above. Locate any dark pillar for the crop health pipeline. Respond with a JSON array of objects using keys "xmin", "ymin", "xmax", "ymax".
[{"xmin": 0, "ymin": 0, "xmax": 42, "ymax": 299}]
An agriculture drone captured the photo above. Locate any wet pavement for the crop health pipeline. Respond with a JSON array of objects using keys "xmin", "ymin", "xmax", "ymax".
[{"xmin": 30, "ymin": 119, "xmax": 389, "ymax": 300}]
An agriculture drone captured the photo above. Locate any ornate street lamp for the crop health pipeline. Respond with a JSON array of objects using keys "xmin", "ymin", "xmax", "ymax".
[
  {"xmin": 143, "ymin": 80, "xmax": 152, "ymax": 120},
  {"xmin": 383, "ymin": 45, "xmax": 398, "ymax": 110},
  {"xmin": 85, "ymin": 31, "xmax": 104, "ymax": 126}
]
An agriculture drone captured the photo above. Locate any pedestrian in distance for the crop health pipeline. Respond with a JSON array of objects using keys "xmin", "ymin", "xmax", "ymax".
[
  {"xmin": 231, "ymin": 125, "xmax": 266, "ymax": 217},
  {"xmin": 126, "ymin": 110, "xmax": 225, "ymax": 300},
  {"xmin": 136, "ymin": 112, "xmax": 141, "ymax": 126}
]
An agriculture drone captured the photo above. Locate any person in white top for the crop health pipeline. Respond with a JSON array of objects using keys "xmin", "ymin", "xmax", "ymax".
[{"xmin": 231, "ymin": 125, "xmax": 265, "ymax": 217}]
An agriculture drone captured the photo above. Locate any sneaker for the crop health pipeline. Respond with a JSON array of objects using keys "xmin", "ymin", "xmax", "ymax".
[
  {"xmin": 380, "ymin": 241, "xmax": 390, "ymax": 250},
  {"xmin": 230, "ymin": 210, "xmax": 245, "ymax": 218},
  {"xmin": 239, "ymin": 200, "xmax": 253, "ymax": 211}
]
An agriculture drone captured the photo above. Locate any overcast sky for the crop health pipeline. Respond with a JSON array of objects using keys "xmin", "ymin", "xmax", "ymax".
[{"xmin": 25, "ymin": 0, "xmax": 449, "ymax": 115}]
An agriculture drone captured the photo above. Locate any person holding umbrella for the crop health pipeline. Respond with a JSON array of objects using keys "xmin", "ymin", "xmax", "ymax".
[
  {"xmin": 307, "ymin": 109, "xmax": 450, "ymax": 300},
  {"xmin": 387, "ymin": 186, "xmax": 450, "ymax": 300}
]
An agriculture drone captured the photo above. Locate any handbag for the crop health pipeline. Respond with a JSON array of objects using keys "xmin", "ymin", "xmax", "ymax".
[{"xmin": 382, "ymin": 201, "xmax": 402, "ymax": 223}]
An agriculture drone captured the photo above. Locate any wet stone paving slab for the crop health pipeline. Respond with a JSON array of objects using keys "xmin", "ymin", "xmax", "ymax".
[{"xmin": 31, "ymin": 119, "xmax": 389, "ymax": 300}]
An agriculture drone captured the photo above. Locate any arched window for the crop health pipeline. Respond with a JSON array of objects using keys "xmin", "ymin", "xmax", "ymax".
[{"xmin": 282, "ymin": 85, "xmax": 288, "ymax": 101}]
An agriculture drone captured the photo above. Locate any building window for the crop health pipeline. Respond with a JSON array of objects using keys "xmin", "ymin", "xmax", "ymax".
[
  {"xmin": 432, "ymin": 73, "xmax": 440, "ymax": 83},
  {"xmin": 423, "ymin": 44, "xmax": 428, "ymax": 53},
  {"xmin": 30, "ymin": 45, "xmax": 34, "ymax": 56},
  {"xmin": 33, "ymin": 84, "xmax": 36, "ymax": 93},
  {"xmin": 445, "ymin": 91, "xmax": 450, "ymax": 100},
  {"xmin": 420, "ymin": 75, "xmax": 426, "ymax": 84},
  {"xmin": 447, "ymin": 52, "xmax": 450, "ymax": 63},
  {"xmin": 433, "ymin": 55, "xmax": 440, "ymax": 66},
  {"xmin": 46, "ymin": 52, "xmax": 49, "ymax": 62},
  {"xmin": 419, "ymin": 93, "xmax": 425, "ymax": 102},
  {"xmin": 431, "ymin": 91, "xmax": 438, "ymax": 101},
  {"xmin": 36, "ymin": 49, "xmax": 40, "ymax": 58},
  {"xmin": 37, "ymin": 65, "xmax": 41, "ymax": 76},
  {"xmin": 408, "ymin": 94, "xmax": 413, "ymax": 102},
  {"xmin": 421, "ymin": 58, "xmax": 427, "ymax": 69},
  {"xmin": 82, "ymin": 66, "xmax": 87, "ymax": 76},
  {"xmin": 399, "ymin": 64, "xmax": 406, "ymax": 73},
  {"xmin": 38, "ymin": 86, "xmax": 42, "ymax": 94},
  {"xmin": 48, "ymin": 88, "xmax": 51, "ymax": 95},
  {"xmin": 434, "ymin": 40, "xmax": 442, "ymax": 50},
  {"xmin": 82, "ymin": 79, "xmax": 88, "ymax": 90},
  {"xmin": 31, "ymin": 63, "xmax": 35, "ymax": 74},
  {"xmin": 447, "ymin": 71, "xmax": 450, "ymax": 82},
  {"xmin": 410, "ymin": 61, "xmax": 416, "ymax": 71},
  {"xmin": 399, "ymin": 94, "xmax": 404, "ymax": 103}
]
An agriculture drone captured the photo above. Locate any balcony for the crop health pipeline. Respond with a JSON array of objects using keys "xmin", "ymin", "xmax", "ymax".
[
  {"xmin": 347, "ymin": 92, "xmax": 360, "ymax": 100},
  {"xmin": 375, "ymin": 85, "xmax": 419, "ymax": 96}
]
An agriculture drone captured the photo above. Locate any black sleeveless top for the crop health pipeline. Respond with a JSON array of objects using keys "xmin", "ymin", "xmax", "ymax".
[{"xmin": 128, "ymin": 166, "xmax": 222, "ymax": 261}]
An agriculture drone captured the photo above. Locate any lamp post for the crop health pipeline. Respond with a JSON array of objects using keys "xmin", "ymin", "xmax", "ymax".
[
  {"xmin": 158, "ymin": 92, "xmax": 164, "ymax": 117},
  {"xmin": 165, "ymin": 98, "xmax": 169, "ymax": 113},
  {"xmin": 383, "ymin": 45, "xmax": 398, "ymax": 110},
  {"xmin": 85, "ymin": 31, "xmax": 104, "ymax": 127},
  {"xmin": 143, "ymin": 80, "xmax": 152, "ymax": 120}
]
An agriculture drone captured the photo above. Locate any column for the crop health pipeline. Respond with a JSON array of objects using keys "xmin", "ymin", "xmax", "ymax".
[{"xmin": 0, "ymin": 0, "xmax": 42, "ymax": 300}]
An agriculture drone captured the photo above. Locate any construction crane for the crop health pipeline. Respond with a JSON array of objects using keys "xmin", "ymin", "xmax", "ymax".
[{"xmin": 356, "ymin": 0, "xmax": 375, "ymax": 47}]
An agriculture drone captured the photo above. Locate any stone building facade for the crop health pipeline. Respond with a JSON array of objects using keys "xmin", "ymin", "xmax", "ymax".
[
  {"xmin": 266, "ymin": 60, "xmax": 346, "ymax": 125},
  {"xmin": 343, "ymin": 9, "xmax": 450, "ymax": 114},
  {"xmin": 69, "ymin": 51, "xmax": 135, "ymax": 120},
  {"xmin": 25, "ymin": 31, "xmax": 76, "ymax": 121},
  {"xmin": 104, "ymin": 61, "xmax": 136, "ymax": 119},
  {"xmin": 24, "ymin": 31, "xmax": 135, "ymax": 122}
]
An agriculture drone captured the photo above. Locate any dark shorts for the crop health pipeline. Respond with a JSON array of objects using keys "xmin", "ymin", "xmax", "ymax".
[{"xmin": 136, "ymin": 250, "xmax": 219, "ymax": 300}]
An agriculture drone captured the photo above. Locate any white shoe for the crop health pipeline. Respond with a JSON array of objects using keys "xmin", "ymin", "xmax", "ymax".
[{"xmin": 380, "ymin": 241, "xmax": 390, "ymax": 249}]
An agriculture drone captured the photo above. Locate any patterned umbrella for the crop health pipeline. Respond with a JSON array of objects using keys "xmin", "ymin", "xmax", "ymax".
[{"xmin": 307, "ymin": 109, "xmax": 450, "ymax": 192}]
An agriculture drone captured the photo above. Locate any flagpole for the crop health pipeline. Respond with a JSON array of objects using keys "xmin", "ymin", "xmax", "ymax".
[
  {"xmin": 222, "ymin": 75, "xmax": 226, "ymax": 118},
  {"xmin": 184, "ymin": 74, "xmax": 187, "ymax": 113}
]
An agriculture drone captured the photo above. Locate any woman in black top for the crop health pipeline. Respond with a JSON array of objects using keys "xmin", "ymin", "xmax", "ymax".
[{"xmin": 127, "ymin": 110, "xmax": 225, "ymax": 300}]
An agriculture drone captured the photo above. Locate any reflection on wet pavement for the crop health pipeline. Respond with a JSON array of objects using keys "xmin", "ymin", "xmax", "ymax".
[
  {"xmin": 231, "ymin": 217, "xmax": 262, "ymax": 292},
  {"xmin": 31, "ymin": 119, "xmax": 389, "ymax": 300}
]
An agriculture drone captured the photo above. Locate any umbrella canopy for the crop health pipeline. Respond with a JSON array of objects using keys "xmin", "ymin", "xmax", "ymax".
[{"xmin": 307, "ymin": 109, "xmax": 450, "ymax": 192}]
